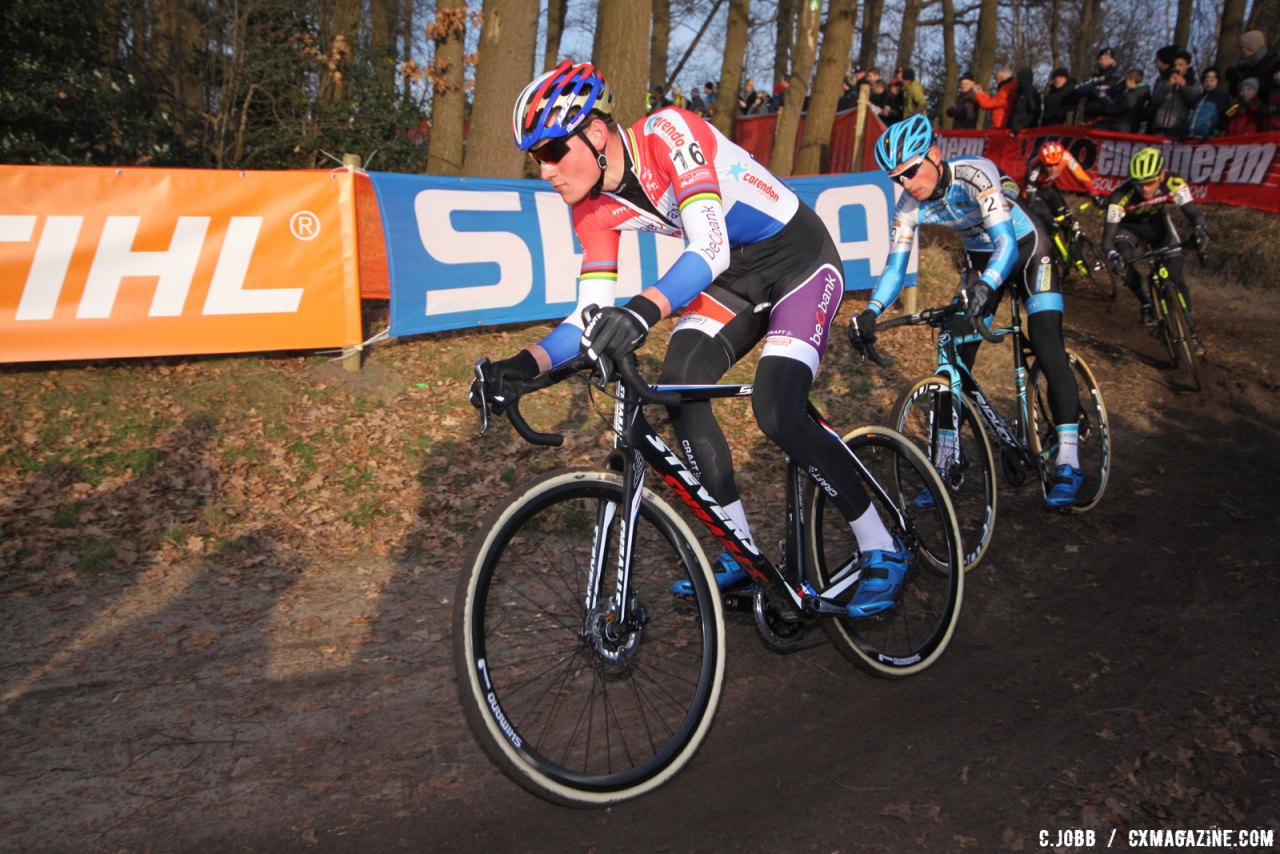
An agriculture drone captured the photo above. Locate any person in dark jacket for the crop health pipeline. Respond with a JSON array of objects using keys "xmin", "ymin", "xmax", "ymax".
[
  {"xmin": 945, "ymin": 72, "xmax": 980, "ymax": 128},
  {"xmin": 1009, "ymin": 67, "xmax": 1040, "ymax": 132},
  {"xmin": 1074, "ymin": 47, "xmax": 1126, "ymax": 126},
  {"xmin": 1041, "ymin": 67, "xmax": 1075, "ymax": 126},
  {"xmin": 1105, "ymin": 69, "xmax": 1151, "ymax": 133},
  {"xmin": 1227, "ymin": 30, "xmax": 1280, "ymax": 102},
  {"xmin": 1149, "ymin": 50, "xmax": 1202, "ymax": 138}
]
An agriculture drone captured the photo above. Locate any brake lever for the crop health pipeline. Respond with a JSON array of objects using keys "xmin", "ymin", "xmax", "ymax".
[{"xmin": 473, "ymin": 358, "xmax": 491, "ymax": 436}]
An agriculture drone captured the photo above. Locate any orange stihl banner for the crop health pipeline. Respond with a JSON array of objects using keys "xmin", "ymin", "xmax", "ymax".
[{"xmin": 0, "ymin": 166, "xmax": 362, "ymax": 363}]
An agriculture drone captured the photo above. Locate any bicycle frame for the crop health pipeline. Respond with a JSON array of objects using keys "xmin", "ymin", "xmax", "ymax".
[
  {"xmin": 930, "ymin": 300, "xmax": 1039, "ymax": 473},
  {"xmin": 589, "ymin": 374, "xmax": 913, "ymax": 629}
]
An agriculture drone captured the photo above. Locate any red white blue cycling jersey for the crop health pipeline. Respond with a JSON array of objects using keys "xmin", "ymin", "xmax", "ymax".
[{"xmin": 533, "ymin": 107, "xmax": 801, "ymax": 367}]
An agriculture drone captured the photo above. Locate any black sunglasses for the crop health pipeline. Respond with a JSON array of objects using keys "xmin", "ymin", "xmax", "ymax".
[
  {"xmin": 890, "ymin": 156, "xmax": 927, "ymax": 185},
  {"xmin": 528, "ymin": 129, "xmax": 582, "ymax": 165}
]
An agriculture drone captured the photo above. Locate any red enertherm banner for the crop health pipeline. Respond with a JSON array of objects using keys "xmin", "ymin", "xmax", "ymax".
[{"xmin": 936, "ymin": 125, "xmax": 1280, "ymax": 213}]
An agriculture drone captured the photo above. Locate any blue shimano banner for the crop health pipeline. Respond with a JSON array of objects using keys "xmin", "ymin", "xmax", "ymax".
[{"xmin": 368, "ymin": 170, "xmax": 915, "ymax": 338}]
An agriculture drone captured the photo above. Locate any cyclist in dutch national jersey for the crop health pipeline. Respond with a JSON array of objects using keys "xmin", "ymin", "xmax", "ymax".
[
  {"xmin": 852, "ymin": 114, "xmax": 1087, "ymax": 509},
  {"xmin": 1101, "ymin": 146, "xmax": 1210, "ymax": 354},
  {"xmin": 469, "ymin": 60, "xmax": 912, "ymax": 617},
  {"xmin": 1023, "ymin": 141, "xmax": 1107, "ymax": 226}
]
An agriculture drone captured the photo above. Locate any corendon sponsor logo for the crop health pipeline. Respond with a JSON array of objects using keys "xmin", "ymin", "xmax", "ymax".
[
  {"xmin": 742, "ymin": 172, "xmax": 781, "ymax": 203},
  {"xmin": 698, "ymin": 204, "xmax": 725, "ymax": 262},
  {"xmin": 808, "ymin": 271, "xmax": 840, "ymax": 347},
  {"xmin": 1, "ymin": 214, "xmax": 303, "ymax": 320},
  {"xmin": 646, "ymin": 115, "xmax": 688, "ymax": 148}
]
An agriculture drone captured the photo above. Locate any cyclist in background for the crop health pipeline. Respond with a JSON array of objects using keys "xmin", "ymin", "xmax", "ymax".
[
  {"xmin": 1101, "ymin": 146, "xmax": 1210, "ymax": 354},
  {"xmin": 852, "ymin": 114, "xmax": 1087, "ymax": 509},
  {"xmin": 469, "ymin": 60, "xmax": 912, "ymax": 618},
  {"xmin": 1023, "ymin": 141, "xmax": 1108, "ymax": 226}
]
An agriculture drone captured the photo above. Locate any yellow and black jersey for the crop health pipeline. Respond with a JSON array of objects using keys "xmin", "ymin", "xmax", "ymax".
[{"xmin": 1104, "ymin": 173, "xmax": 1195, "ymax": 223}]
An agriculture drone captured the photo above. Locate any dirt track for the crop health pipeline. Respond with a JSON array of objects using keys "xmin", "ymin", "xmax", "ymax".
[{"xmin": 3, "ymin": 269, "xmax": 1279, "ymax": 852}]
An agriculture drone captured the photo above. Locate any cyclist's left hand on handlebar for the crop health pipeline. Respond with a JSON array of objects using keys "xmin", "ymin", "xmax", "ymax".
[
  {"xmin": 580, "ymin": 305, "xmax": 650, "ymax": 364},
  {"xmin": 848, "ymin": 309, "xmax": 878, "ymax": 352},
  {"xmin": 1193, "ymin": 225, "xmax": 1210, "ymax": 254},
  {"xmin": 470, "ymin": 352, "xmax": 538, "ymax": 413},
  {"xmin": 960, "ymin": 278, "xmax": 995, "ymax": 320}
]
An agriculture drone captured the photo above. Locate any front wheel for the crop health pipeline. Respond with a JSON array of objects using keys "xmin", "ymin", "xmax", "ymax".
[
  {"xmin": 1165, "ymin": 286, "xmax": 1203, "ymax": 392},
  {"xmin": 1028, "ymin": 351, "xmax": 1112, "ymax": 512},
  {"xmin": 1075, "ymin": 236, "xmax": 1119, "ymax": 301},
  {"xmin": 804, "ymin": 427, "xmax": 964, "ymax": 678},
  {"xmin": 453, "ymin": 468, "xmax": 725, "ymax": 806},
  {"xmin": 891, "ymin": 377, "xmax": 997, "ymax": 572}
]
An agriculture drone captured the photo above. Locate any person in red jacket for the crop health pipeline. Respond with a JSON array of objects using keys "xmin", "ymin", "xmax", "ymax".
[{"xmin": 973, "ymin": 66, "xmax": 1017, "ymax": 128}]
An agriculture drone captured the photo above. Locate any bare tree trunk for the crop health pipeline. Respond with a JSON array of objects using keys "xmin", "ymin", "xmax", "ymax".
[
  {"xmin": 1174, "ymin": 0, "xmax": 1193, "ymax": 52},
  {"xmin": 651, "ymin": 0, "xmax": 670, "ymax": 94},
  {"xmin": 1217, "ymin": 0, "xmax": 1247, "ymax": 69},
  {"xmin": 797, "ymin": 0, "xmax": 857, "ymax": 174},
  {"xmin": 427, "ymin": 3, "xmax": 467, "ymax": 176},
  {"xmin": 971, "ymin": 0, "xmax": 997, "ymax": 128},
  {"xmin": 774, "ymin": 0, "xmax": 795, "ymax": 86},
  {"xmin": 151, "ymin": 0, "xmax": 202, "ymax": 138},
  {"xmin": 544, "ymin": 0, "xmax": 567, "ymax": 69},
  {"xmin": 1071, "ymin": 0, "xmax": 1103, "ymax": 83},
  {"xmin": 770, "ymin": 0, "xmax": 821, "ymax": 177},
  {"xmin": 713, "ymin": 0, "xmax": 751, "ymax": 136},
  {"xmin": 466, "ymin": 0, "xmax": 538, "ymax": 177},
  {"xmin": 895, "ymin": 0, "xmax": 922, "ymax": 72},
  {"xmin": 858, "ymin": 0, "xmax": 883, "ymax": 71},
  {"xmin": 1048, "ymin": 0, "xmax": 1061, "ymax": 71},
  {"xmin": 322, "ymin": 0, "xmax": 362, "ymax": 104},
  {"xmin": 1248, "ymin": 0, "xmax": 1280, "ymax": 44},
  {"xmin": 940, "ymin": 0, "xmax": 957, "ymax": 128},
  {"xmin": 402, "ymin": 0, "xmax": 414, "ymax": 99},
  {"xmin": 595, "ymin": 0, "xmax": 653, "ymax": 126},
  {"xmin": 370, "ymin": 0, "xmax": 400, "ymax": 95}
]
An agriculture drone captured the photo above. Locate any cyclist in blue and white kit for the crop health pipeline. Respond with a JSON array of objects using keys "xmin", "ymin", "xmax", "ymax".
[{"xmin": 851, "ymin": 114, "xmax": 1086, "ymax": 508}]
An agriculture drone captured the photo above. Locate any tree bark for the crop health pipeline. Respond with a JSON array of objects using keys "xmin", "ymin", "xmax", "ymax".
[
  {"xmin": 713, "ymin": 0, "xmax": 751, "ymax": 136},
  {"xmin": 939, "ymin": 0, "xmax": 957, "ymax": 128},
  {"xmin": 427, "ymin": 2, "xmax": 467, "ymax": 176},
  {"xmin": 971, "ymin": 0, "xmax": 997, "ymax": 128},
  {"xmin": 651, "ymin": 0, "xmax": 671, "ymax": 94},
  {"xmin": 1216, "ymin": 0, "xmax": 1247, "ymax": 70},
  {"xmin": 466, "ymin": 0, "xmax": 538, "ymax": 177},
  {"xmin": 796, "ymin": 0, "xmax": 856, "ymax": 174},
  {"xmin": 774, "ymin": 0, "xmax": 795, "ymax": 87},
  {"xmin": 1173, "ymin": 0, "xmax": 1193, "ymax": 53},
  {"xmin": 1070, "ymin": 0, "xmax": 1103, "ymax": 84},
  {"xmin": 858, "ymin": 0, "xmax": 883, "ymax": 71},
  {"xmin": 1247, "ymin": 0, "xmax": 1280, "ymax": 45},
  {"xmin": 770, "ymin": 0, "xmax": 822, "ymax": 176},
  {"xmin": 594, "ymin": 0, "xmax": 653, "ymax": 126},
  {"xmin": 544, "ymin": 0, "xmax": 567, "ymax": 70},
  {"xmin": 895, "ymin": 0, "xmax": 922, "ymax": 72}
]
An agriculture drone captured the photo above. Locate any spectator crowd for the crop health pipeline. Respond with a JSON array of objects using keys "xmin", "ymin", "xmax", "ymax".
[{"xmin": 647, "ymin": 29, "xmax": 1280, "ymax": 142}]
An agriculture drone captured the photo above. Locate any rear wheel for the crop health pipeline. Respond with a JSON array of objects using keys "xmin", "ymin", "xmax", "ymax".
[
  {"xmin": 891, "ymin": 376, "xmax": 996, "ymax": 572},
  {"xmin": 1028, "ymin": 352, "xmax": 1112, "ymax": 512},
  {"xmin": 804, "ymin": 427, "xmax": 964, "ymax": 678}
]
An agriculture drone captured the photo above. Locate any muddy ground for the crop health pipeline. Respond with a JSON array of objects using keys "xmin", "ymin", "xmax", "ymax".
[{"xmin": 3, "ymin": 263, "xmax": 1279, "ymax": 852}]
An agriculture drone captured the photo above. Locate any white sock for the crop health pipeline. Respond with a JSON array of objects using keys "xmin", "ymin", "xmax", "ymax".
[
  {"xmin": 1055, "ymin": 424, "xmax": 1080, "ymax": 469},
  {"xmin": 850, "ymin": 503, "xmax": 895, "ymax": 553},
  {"xmin": 723, "ymin": 499, "xmax": 754, "ymax": 546}
]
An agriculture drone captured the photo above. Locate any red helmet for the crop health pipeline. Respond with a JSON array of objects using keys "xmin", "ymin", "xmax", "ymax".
[{"xmin": 1039, "ymin": 141, "xmax": 1065, "ymax": 166}]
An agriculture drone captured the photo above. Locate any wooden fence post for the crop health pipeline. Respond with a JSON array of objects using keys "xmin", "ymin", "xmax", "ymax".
[{"xmin": 341, "ymin": 153, "xmax": 363, "ymax": 373}]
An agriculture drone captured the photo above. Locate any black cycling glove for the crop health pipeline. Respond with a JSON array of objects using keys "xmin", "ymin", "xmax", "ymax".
[
  {"xmin": 848, "ymin": 309, "xmax": 878, "ymax": 352},
  {"xmin": 960, "ymin": 278, "xmax": 996, "ymax": 319},
  {"xmin": 580, "ymin": 306, "xmax": 650, "ymax": 364},
  {"xmin": 469, "ymin": 350, "xmax": 539, "ymax": 412}
]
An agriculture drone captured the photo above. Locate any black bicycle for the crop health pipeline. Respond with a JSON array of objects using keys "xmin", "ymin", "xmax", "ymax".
[
  {"xmin": 1048, "ymin": 203, "xmax": 1118, "ymax": 302},
  {"xmin": 1125, "ymin": 240, "xmax": 1204, "ymax": 392},
  {"xmin": 454, "ymin": 351, "xmax": 963, "ymax": 805},
  {"xmin": 858, "ymin": 285, "xmax": 1110, "ymax": 571}
]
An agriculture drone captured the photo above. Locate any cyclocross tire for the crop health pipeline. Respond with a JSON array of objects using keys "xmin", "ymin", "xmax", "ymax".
[
  {"xmin": 1028, "ymin": 351, "xmax": 1112, "ymax": 512},
  {"xmin": 1165, "ymin": 288, "xmax": 1203, "ymax": 392},
  {"xmin": 1076, "ymin": 236, "xmax": 1118, "ymax": 301},
  {"xmin": 803, "ymin": 427, "xmax": 964, "ymax": 678},
  {"xmin": 453, "ymin": 468, "xmax": 725, "ymax": 806},
  {"xmin": 892, "ymin": 377, "xmax": 997, "ymax": 572}
]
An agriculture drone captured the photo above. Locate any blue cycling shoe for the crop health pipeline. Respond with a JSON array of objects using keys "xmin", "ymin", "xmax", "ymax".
[
  {"xmin": 846, "ymin": 541, "xmax": 914, "ymax": 619},
  {"xmin": 912, "ymin": 468, "xmax": 947, "ymax": 509},
  {"xmin": 1044, "ymin": 464, "xmax": 1085, "ymax": 508},
  {"xmin": 672, "ymin": 550, "xmax": 750, "ymax": 595}
]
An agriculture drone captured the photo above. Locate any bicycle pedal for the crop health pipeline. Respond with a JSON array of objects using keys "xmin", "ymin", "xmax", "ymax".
[{"xmin": 721, "ymin": 588, "xmax": 757, "ymax": 612}]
